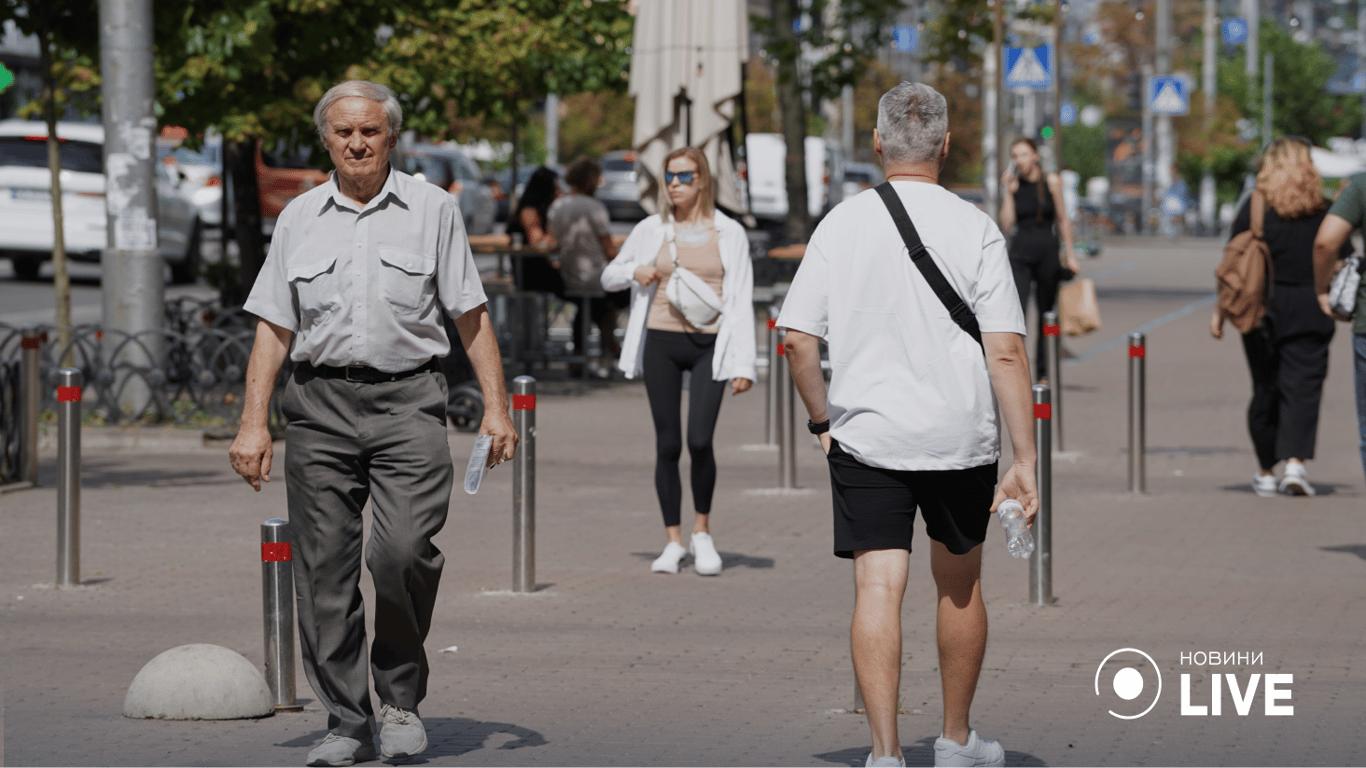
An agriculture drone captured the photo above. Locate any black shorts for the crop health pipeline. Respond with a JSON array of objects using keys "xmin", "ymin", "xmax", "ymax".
[{"xmin": 827, "ymin": 439, "xmax": 997, "ymax": 558}]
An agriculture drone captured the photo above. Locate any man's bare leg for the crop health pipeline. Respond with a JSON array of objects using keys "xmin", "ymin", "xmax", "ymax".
[
  {"xmin": 930, "ymin": 539, "xmax": 987, "ymax": 746},
  {"xmin": 852, "ymin": 548, "xmax": 911, "ymax": 761}
]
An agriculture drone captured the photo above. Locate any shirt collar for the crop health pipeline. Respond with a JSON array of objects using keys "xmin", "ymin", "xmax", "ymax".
[{"xmin": 320, "ymin": 164, "xmax": 407, "ymax": 215}]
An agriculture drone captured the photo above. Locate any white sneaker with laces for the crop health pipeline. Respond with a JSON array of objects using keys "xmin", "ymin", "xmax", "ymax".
[
  {"xmin": 378, "ymin": 703, "xmax": 427, "ymax": 760},
  {"xmin": 651, "ymin": 541, "xmax": 688, "ymax": 573},
  {"xmin": 1279, "ymin": 464, "xmax": 1315, "ymax": 496},
  {"xmin": 934, "ymin": 729, "xmax": 1005, "ymax": 767},
  {"xmin": 306, "ymin": 733, "xmax": 375, "ymax": 767},
  {"xmin": 690, "ymin": 532, "xmax": 722, "ymax": 576},
  {"xmin": 865, "ymin": 753, "xmax": 906, "ymax": 767},
  {"xmin": 1253, "ymin": 474, "xmax": 1278, "ymax": 497}
]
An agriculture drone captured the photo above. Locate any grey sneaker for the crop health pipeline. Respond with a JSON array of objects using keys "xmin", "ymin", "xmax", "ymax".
[
  {"xmin": 1279, "ymin": 464, "xmax": 1315, "ymax": 496},
  {"xmin": 1253, "ymin": 474, "xmax": 1278, "ymax": 497},
  {"xmin": 865, "ymin": 753, "xmax": 906, "ymax": 767},
  {"xmin": 379, "ymin": 703, "xmax": 428, "ymax": 760},
  {"xmin": 306, "ymin": 733, "xmax": 376, "ymax": 767},
  {"xmin": 934, "ymin": 729, "xmax": 1005, "ymax": 767}
]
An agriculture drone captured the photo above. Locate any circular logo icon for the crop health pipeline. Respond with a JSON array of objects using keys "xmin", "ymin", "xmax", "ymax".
[{"xmin": 1095, "ymin": 648, "xmax": 1162, "ymax": 719}]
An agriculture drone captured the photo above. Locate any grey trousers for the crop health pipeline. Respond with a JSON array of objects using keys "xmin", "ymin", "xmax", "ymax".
[{"xmin": 282, "ymin": 366, "xmax": 453, "ymax": 740}]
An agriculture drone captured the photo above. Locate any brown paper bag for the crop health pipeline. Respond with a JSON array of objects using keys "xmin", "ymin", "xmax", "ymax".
[{"xmin": 1058, "ymin": 278, "xmax": 1101, "ymax": 336}]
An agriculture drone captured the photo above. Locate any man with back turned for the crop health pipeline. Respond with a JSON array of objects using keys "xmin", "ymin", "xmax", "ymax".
[{"xmin": 229, "ymin": 80, "xmax": 516, "ymax": 766}]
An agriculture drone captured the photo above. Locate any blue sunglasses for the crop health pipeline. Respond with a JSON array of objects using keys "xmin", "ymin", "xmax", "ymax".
[{"xmin": 664, "ymin": 171, "xmax": 696, "ymax": 185}]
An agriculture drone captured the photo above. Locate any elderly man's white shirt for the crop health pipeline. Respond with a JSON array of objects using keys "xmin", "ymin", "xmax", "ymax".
[
  {"xmin": 778, "ymin": 182, "xmax": 1026, "ymax": 471},
  {"xmin": 245, "ymin": 167, "xmax": 487, "ymax": 373}
]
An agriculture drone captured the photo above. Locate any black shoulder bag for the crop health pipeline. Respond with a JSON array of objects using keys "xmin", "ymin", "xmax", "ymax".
[{"xmin": 874, "ymin": 182, "xmax": 983, "ymax": 348}]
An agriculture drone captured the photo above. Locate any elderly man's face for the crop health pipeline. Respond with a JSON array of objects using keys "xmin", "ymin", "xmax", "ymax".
[{"xmin": 323, "ymin": 96, "xmax": 395, "ymax": 184}]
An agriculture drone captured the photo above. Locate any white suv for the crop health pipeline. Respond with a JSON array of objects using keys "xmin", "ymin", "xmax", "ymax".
[{"xmin": 0, "ymin": 120, "xmax": 203, "ymax": 283}]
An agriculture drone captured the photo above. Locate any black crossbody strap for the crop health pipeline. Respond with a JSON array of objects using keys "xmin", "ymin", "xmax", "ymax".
[{"xmin": 874, "ymin": 182, "xmax": 983, "ymax": 348}]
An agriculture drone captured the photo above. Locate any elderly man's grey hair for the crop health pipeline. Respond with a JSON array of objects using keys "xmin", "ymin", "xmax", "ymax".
[
  {"xmin": 876, "ymin": 82, "xmax": 949, "ymax": 165},
  {"xmin": 313, "ymin": 80, "xmax": 403, "ymax": 140}
]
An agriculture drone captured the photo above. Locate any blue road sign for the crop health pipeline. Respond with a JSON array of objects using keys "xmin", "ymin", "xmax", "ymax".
[
  {"xmin": 892, "ymin": 25, "xmax": 919, "ymax": 53},
  {"xmin": 1222, "ymin": 18, "xmax": 1248, "ymax": 45},
  {"xmin": 1150, "ymin": 76, "xmax": 1189, "ymax": 115},
  {"xmin": 1060, "ymin": 102, "xmax": 1078, "ymax": 127},
  {"xmin": 1005, "ymin": 45, "xmax": 1052, "ymax": 91}
]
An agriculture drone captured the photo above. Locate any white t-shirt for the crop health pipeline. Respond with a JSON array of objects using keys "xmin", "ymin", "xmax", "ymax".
[
  {"xmin": 777, "ymin": 181, "xmax": 1025, "ymax": 471},
  {"xmin": 547, "ymin": 193, "xmax": 613, "ymax": 293}
]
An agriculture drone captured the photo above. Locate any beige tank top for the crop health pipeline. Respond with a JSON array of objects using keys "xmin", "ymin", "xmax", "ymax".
[{"xmin": 647, "ymin": 223, "xmax": 725, "ymax": 333}]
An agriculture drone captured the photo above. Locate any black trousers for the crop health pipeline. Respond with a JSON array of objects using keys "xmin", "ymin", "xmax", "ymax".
[
  {"xmin": 642, "ymin": 329, "xmax": 728, "ymax": 527},
  {"xmin": 1009, "ymin": 227, "xmax": 1063, "ymax": 380},
  {"xmin": 1241, "ymin": 285, "xmax": 1335, "ymax": 470}
]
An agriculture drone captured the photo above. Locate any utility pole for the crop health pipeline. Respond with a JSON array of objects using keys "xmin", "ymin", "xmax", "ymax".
[
  {"xmin": 545, "ymin": 93, "xmax": 559, "ymax": 167},
  {"xmin": 1359, "ymin": 0, "xmax": 1366, "ymax": 138},
  {"xmin": 985, "ymin": 46, "xmax": 999, "ymax": 218},
  {"xmin": 1262, "ymin": 53, "xmax": 1273, "ymax": 147},
  {"xmin": 1246, "ymin": 0, "xmax": 1259, "ymax": 80},
  {"xmin": 1050, "ymin": 0, "xmax": 1063, "ymax": 174},
  {"xmin": 1155, "ymin": 0, "xmax": 1173, "ymax": 219},
  {"xmin": 1141, "ymin": 64, "xmax": 1154, "ymax": 233},
  {"xmin": 99, "ymin": 0, "xmax": 163, "ymax": 413},
  {"xmin": 1201, "ymin": 0, "xmax": 1216, "ymax": 233},
  {"xmin": 992, "ymin": 0, "xmax": 1007, "ymax": 223}
]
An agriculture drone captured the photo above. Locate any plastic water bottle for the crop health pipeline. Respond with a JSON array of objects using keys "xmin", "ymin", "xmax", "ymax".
[{"xmin": 997, "ymin": 499, "xmax": 1034, "ymax": 559}]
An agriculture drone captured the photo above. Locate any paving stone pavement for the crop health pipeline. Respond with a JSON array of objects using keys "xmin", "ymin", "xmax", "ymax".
[{"xmin": 2, "ymin": 239, "xmax": 1364, "ymax": 767}]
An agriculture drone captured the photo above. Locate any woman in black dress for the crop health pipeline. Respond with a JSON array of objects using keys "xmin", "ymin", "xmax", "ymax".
[
  {"xmin": 507, "ymin": 166, "xmax": 565, "ymax": 295},
  {"xmin": 998, "ymin": 138, "xmax": 1079, "ymax": 381}
]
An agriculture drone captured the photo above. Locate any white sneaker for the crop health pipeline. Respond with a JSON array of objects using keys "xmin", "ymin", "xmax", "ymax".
[
  {"xmin": 378, "ymin": 703, "xmax": 427, "ymax": 760},
  {"xmin": 1279, "ymin": 464, "xmax": 1315, "ymax": 496},
  {"xmin": 1252, "ymin": 474, "xmax": 1278, "ymax": 497},
  {"xmin": 934, "ymin": 729, "xmax": 1005, "ymax": 767},
  {"xmin": 865, "ymin": 753, "xmax": 906, "ymax": 767},
  {"xmin": 306, "ymin": 733, "xmax": 376, "ymax": 767},
  {"xmin": 651, "ymin": 541, "xmax": 688, "ymax": 573},
  {"xmin": 690, "ymin": 532, "xmax": 722, "ymax": 576}
]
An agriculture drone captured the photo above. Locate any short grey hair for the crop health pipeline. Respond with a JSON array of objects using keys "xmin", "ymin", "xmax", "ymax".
[
  {"xmin": 876, "ymin": 82, "xmax": 948, "ymax": 165},
  {"xmin": 313, "ymin": 80, "xmax": 402, "ymax": 140}
]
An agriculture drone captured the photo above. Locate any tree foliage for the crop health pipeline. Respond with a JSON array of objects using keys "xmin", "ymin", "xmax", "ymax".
[{"xmin": 752, "ymin": 0, "xmax": 904, "ymax": 101}]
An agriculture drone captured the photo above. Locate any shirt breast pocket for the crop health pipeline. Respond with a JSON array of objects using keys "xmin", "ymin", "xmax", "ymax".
[
  {"xmin": 378, "ymin": 247, "xmax": 436, "ymax": 315},
  {"xmin": 287, "ymin": 255, "xmax": 340, "ymax": 328}
]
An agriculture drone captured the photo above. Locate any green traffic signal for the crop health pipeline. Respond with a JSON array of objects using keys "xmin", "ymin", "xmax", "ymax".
[{"xmin": 1041, "ymin": 126, "xmax": 1054, "ymax": 139}]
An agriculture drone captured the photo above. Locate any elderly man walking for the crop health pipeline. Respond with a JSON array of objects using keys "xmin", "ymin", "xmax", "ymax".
[
  {"xmin": 779, "ymin": 82, "xmax": 1038, "ymax": 767},
  {"xmin": 229, "ymin": 80, "xmax": 517, "ymax": 766}
]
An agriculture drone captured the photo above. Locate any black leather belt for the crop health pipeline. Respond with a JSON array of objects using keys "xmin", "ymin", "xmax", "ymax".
[{"xmin": 306, "ymin": 358, "xmax": 438, "ymax": 383}]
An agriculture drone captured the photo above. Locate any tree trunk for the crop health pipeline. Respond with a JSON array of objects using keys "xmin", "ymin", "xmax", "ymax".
[
  {"xmin": 220, "ymin": 140, "xmax": 265, "ymax": 306},
  {"xmin": 37, "ymin": 21, "xmax": 73, "ymax": 366},
  {"xmin": 772, "ymin": 0, "xmax": 811, "ymax": 244}
]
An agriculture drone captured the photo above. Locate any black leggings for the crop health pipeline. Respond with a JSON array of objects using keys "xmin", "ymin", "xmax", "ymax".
[
  {"xmin": 1010, "ymin": 229, "xmax": 1063, "ymax": 380},
  {"xmin": 643, "ymin": 329, "xmax": 728, "ymax": 527}
]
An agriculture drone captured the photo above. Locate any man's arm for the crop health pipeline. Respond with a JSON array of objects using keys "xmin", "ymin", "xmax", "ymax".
[
  {"xmin": 229, "ymin": 319, "xmax": 293, "ymax": 491},
  {"xmin": 782, "ymin": 329, "xmax": 832, "ymax": 454},
  {"xmin": 982, "ymin": 331, "xmax": 1039, "ymax": 524},
  {"xmin": 454, "ymin": 303, "xmax": 519, "ymax": 466},
  {"xmin": 1313, "ymin": 213, "xmax": 1354, "ymax": 321}
]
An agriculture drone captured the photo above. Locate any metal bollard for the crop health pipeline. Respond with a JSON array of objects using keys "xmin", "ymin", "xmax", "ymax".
[
  {"xmin": 55, "ymin": 368, "xmax": 81, "ymax": 587},
  {"xmin": 777, "ymin": 336, "xmax": 797, "ymax": 489},
  {"xmin": 1128, "ymin": 332, "xmax": 1146, "ymax": 493},
  {"xmin": 1031, "ymin": 384, "xmax": 1053, "ymax": 606},
  {"xmin": 260, "ymin": 519, "xmax": 301, "ymax": 711},
  {"xmin": 765, "ymin": 306, "xmax": 781, "ymax": 445},
  {"xmin": 20, "ymin": 325, "xmax": 42, "ymax": 486},
  {"xmin": 1043, "ymin": 310, "xmax": 1063, "ymax": 452},
  {"xmin": 512, "ymin": 376, "xmax": 536, "ymax": 593}
]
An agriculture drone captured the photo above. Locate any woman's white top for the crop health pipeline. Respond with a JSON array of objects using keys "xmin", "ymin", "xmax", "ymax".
[{"xmin": 601, "ymin": 211, "xmax": 757, "ymax": 382}]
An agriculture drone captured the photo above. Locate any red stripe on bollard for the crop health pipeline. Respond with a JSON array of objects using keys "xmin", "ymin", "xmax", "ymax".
[
  {"xmin": 261, "ymin": 542, "xmax": 292, "ymax": 562},
  {"xmin": 1129, "ymin": 345, "xmax": 1146, "ymax": 358},
  {"xmin": 1043, "ymin": 324, "xmax": 1060, "ymax": 336},
  {"xmin": 767, "ymin": 318, "xmax": 776, "ymax": 330},
  {"xmin": 1034, "ymin": 403, "xmax": 1052, "ymax": 420},
  {"xmin": 21, "ymin": 337, "xmax": 40, "ymax": 349},
  {"xmin": 777, "ymin": 343, "xmax": 786, "ymax": 356},
  {"xmin": 513, "ymin": 394, "xmax": 536, "ymax": 411},
  {"xmin": 56, "ymin": 386, "xmax": 81, "ymax": 403}
]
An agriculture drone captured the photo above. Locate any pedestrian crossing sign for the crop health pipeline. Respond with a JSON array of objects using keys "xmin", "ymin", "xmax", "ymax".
[
  {"xmin": 1150, "ymin": 76, "xmax": 1189, "ymax": 115},
  {"xmin": 1005, "ymin": 45, "xmax": 1052, "ymax": 91},
  {"xmin": 0, "ymin": 63, "xmax": 14, "ymax": 96}
]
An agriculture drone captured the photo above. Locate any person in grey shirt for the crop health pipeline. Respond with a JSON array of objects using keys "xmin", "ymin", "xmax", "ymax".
[{"xmin": 228, "ymin": 80, "xmax": 517, "ymax": 767}]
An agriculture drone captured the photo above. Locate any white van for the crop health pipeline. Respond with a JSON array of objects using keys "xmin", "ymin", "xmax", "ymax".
[{"xmin": 743, "ymin": 133, "xmax": 845, "ymax": 224}]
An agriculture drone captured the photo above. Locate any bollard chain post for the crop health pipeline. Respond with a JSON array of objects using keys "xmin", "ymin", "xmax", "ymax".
[
  {"xmin": 512, "ymin": 376, "xmax": 536, "ymax": 593},
  {"xmin": 766, "ymin": 305, "xmax": 781, "ymax": 446},
  {"xmin": 1128, "ymin": 332, "xmax": 1146, "ymax": 493},
  {"xmin": 1043, "ymin": 310, "xmax": 1063, "ymax": 452},
  {"xmin": 260, "ymin": 519, "xmax": 301, "ymax": 710},
  {"xmin": 56, "ymin": 368, "xmax": 81, "ymax": 587},
  {"xmin": 1031, "ymin": 384, "xmax": 1053, "ymax": 606},
  {"xmin": 20, "ymin": 325, "xmax": 42, "ymax": 486},
  {"xmin": 777, "ymin": 333, "xmax": 797, "ymax": 489}
]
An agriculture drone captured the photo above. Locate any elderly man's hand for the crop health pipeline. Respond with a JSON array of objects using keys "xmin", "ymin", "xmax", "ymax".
[
  {"xmin": 229, "ymin": 424, "xmax": 275, "ymax": 492},
  {"xmin": 482, "ymin": 410, "xmax": 520, "ymax": 469}
]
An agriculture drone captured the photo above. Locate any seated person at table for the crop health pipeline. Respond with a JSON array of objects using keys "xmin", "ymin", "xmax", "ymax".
[{"xmin": 507, "ymin": 166, "xmax": 564, "ymax": 295}]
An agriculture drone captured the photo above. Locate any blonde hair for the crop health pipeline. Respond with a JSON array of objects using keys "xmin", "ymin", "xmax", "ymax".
[
  {"xmin": 658, "ymin": 147, "xmax": 714, "ymax": 222},
  {"xmin": 1256, "ymin": 138, "xmax": 1325, "ymax": 219}
]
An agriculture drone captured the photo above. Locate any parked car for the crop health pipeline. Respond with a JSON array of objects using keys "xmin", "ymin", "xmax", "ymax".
[
  {"xmin": 394, "ymin": 145, "xmax": 497, "ymax": 236},
  {"xmin": 743, "ymin": 133, "xmax": 845, "ymax": 226},
  {"xmin": 0, "ymin": 120, "xmax": 203, "ymax": 283},
  {"xmin": 598, "ymin": 150, "xmax": 648, "ymax": 220},
  {"xmin": 157, "ymin": 136, "xmax": 222, "ymax": 228},
  {"xmin": 257, "ymin": 142, "xmax": 329, "ymax": 239},
  {"xmin": 842, "ymin": 161, "xmax": 884, "ymax": 200}
]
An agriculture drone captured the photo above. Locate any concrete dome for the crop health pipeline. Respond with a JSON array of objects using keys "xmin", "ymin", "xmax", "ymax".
[{"xmin": 123, "ymin": 644, "xmax": 274, "ymax": 720}]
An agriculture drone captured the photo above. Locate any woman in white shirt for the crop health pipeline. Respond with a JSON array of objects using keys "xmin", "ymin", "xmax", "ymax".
[{"xmin": 601, "ymin": 148, "xmax": 757, "ymax": 576}]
